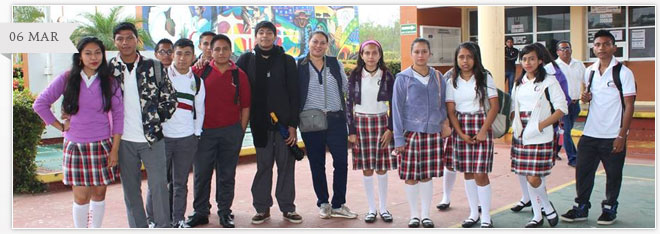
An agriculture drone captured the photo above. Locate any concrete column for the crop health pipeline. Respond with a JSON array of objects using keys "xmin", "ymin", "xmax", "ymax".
[
  {"xmin": 570, "ymin": 6, "xmax": 588, "ymax": 61},
  {"xmin": 478, "ymin": 6, "xmax": 505, "ymax": 89},
  {"xmin": 461, "ymin": 7, "xmax": 470, "ymax": 42},
  {"xmin": 400, "ymin": 6, "xmax": 418, "ymax": 69}
]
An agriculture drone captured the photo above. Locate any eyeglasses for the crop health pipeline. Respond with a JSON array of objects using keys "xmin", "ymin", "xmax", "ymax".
[
  {"xmin": 558, "ymin": 47, "xmax": 572, "ymax": 52},
  {"xmin": 157, "ymin": 50, "xmax": 173, "ymax": 55}
]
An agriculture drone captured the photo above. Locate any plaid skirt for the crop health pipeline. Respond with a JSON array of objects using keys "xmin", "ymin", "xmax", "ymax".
[
  {"xmin": 442, "ymin": 134, "xmax": 454, "ymax": 170},
  {"xmin": 352, "ymin": 113, "xmax": 397, "ymax": 171},
  {"xmin": 398, "ymin": 131, "xmax": 443, "ymax": 180},
  {"xmin": 62, "ymin": 138, "xmax": 119, "ymax": 186},
  {"xmin": 510, "ymin": 112, "xmax": 556, "ymax": 177},
  {"xmin": 452, "ymin": 112, "xmax": 494, "ymax": 173}
]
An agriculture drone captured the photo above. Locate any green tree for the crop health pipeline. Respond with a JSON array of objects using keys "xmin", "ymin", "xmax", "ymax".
[
  {"xmin": 13, "ymin": 6, "xmax": 45, "ymax": 23},
  {"xmin": 359, "ymin": 19, "xmax": 401, "ymax": 60},
  {"xmin": 69, "ymin": 6, "xmax": 153, "ymax": 50}
]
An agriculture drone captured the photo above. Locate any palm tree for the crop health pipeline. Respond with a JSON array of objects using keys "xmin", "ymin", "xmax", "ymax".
[
  {"xmin": 13, "ymin": 6, "xmax": 45, "ymax": 23},
  {"xmin": 69, "ymin": 6, "xmax": 153, "ymax": 50}
]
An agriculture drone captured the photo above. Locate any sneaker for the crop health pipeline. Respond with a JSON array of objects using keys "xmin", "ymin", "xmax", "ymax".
[
  {"xmin": 560, "ymin": 204, "xmax": 589, "ymax": 222},
  {"xmin": 597, "ymin": 204, "xmax": 617, "ymax": 225},
  {"xmin": 148, "ymin": 221, "xmax": 156, "ymax": 228},
  {"xmin": 251, "ymin": 210, "xmax": 271, "ymax": 224},
  {"xmin": 319, "ymin": 203, "xmax": 332, "ymax": 219},
  {"xmin": 331, "ymin": 205, "xmax": 358, "ymax": 219},
  {"xmin": 173, "ymin": 220, "xmax": 190, "ymax": 228},
  {"xmin": 283, "ymin": 211, "xmax": 303, "ymax": 224}
]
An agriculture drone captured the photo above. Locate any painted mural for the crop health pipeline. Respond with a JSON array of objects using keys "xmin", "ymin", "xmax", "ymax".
[{"xmin": 141, "ymin": 6, "xmax": 360, "ymax": 60}]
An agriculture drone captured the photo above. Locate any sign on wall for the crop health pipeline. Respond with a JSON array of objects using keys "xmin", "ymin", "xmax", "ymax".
[{"xmin": 419, "ymin": 25, "xmax": 461, "ymax": 66}]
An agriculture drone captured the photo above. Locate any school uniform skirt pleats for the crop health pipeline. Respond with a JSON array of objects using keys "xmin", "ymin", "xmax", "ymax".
[
  {"xmin": 452, "ymin": 112, "xmax": 494, "ymax": 173},
  {"xmin": 510, "ymin": 112, "xmax": 556, "ymax": 177},
  {"xmin": 352, "ymin": 112, "xmax": 397, "ymax": 171},
  {"xmin": 62, "ymin": 138, "xmax": 118, "ymax": 186},
  {"xmin": 398, "ymin": 131, "xmax": 443, "ymax": 180}
]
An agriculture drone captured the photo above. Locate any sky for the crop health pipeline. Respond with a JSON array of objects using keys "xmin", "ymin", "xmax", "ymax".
[{"xmin": 358, "ymin": 5, "xmax": 399, "ymax": 26}]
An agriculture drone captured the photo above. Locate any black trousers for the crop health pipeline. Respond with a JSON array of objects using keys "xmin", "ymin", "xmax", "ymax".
[{"xmin": 574, "ymin": 135, "xmax": 626, "ymax": 209}]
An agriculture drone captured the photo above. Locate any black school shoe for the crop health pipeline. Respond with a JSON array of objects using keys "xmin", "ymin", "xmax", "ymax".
[
  {"xmin": 511, "ymin": 200, "xmax": 532, "ymax": 212},
  {"xmin": 421, "ymin": 218, "xmax": 434, "ymax": 228},
  {"xmin": 408, "ymin": 218, "xmax": 420, "ymax": 228},
  {"xmin": 380, "ymin": 211, "xmax": 393, "ymax": 222},
  {"xmin": 185, "ymin": 213, "xmax": 209, "ymax": 227},
  {"xmin": 436, "ymin": 202, "xmax": 450, "ymax": 210},
  {"xmin": 219, "ymin": 213, "xmax": 235, "ymax": 228},
  {"xmin": 525, "ymin": 218, "xmax": 544, "ymax": 228},
  {"xmin": 461, "ymin": 217, "xmax": 480, "ymax": 228},
  {"xmin": 544, "ymin": 202, "xmax": 559, "ymax": 227}
]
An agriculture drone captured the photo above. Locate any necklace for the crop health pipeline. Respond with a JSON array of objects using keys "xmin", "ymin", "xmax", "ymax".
[
  {"xmin": 365, "ymin": 66, "xmax": 378, "ymax": 75},
  {"xmin": 411, "ymin": 66, "xmax": 429, "ymax": 77}
]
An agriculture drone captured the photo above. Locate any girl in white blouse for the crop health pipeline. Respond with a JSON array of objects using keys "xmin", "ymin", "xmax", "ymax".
[
  {"xmin": 445, "ymin": 42, "xmax": 499, "ymax": 228},
  {"xmin": 510, "ymin": 44, "xmax": 567, "ymax": 228}
]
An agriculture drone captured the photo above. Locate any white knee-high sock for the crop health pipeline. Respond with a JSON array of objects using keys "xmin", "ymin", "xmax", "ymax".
[
  {"xmin": 363, "ymin": 175, "xmax": 377, "ymax": 213},
  {"xmin": 72, "ymin": 202, "xmax": 89, "ymax": 228},
  {"xmin": 477, "ymin": 184, "xmax": 492, "ymax": 224},
  {"xmin": 526, "ymin": 182, "xmax": 543, "ymax": 221},
  {"xmin": 405, "ymin": 183, "xmax": 420, "ymax": 219},
  {"xmin": 441, "ymin": 167, "xmax": 456, "ymax": 204},
  {"xmin": 419, "ymin": 180, "xmax": 434, "ymax": 219},
  {"xmin": 518, "ymin": 175, "xmax": 531, "ymax": 202},
  {"xmin": 89, "ymin": 200, "xmax": 105, "ymax": 228},
  {"xmin": 464, "ymin": 179, "xmax": 480, "ymax": 220},
  {"xmin": 376, "ymin": 173, "xmax": 389, "ymax": 212},
  {"xmin": 537, "ymin": 178, "xmax": 556, "ymax": 219}
]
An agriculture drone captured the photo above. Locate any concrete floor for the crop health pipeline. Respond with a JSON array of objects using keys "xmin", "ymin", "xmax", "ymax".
[{"xmin": 13, "ymin": 138, "xmax": 655, "ymax": 229}]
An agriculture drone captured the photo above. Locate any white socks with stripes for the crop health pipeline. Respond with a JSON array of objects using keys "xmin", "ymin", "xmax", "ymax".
[
  {"xmin": 477, "ymin": 184, "xmax": 492, "ymax": 224},
  {"xmin": 89, "ymin": 200, "xmax": 106, "ymax": 228},
  {"xmin": 72, "ymin": 202, "xmax": 89, "ymax": 228},
  {"xmin": 363, "ymin": 175, "xmax": 377, "ymax": 213},
  {"xmin": 419, "ymin": 180, "xmax": 433, "ymax": 219},
  {"xmin": 377, "ymin": 173, "xmax": 389, "ymax": 212},
  {"xmin": 518, "ymin": 175, "xmax": 531, "ymax": 203},
  {"xmin": 405, "ymin": 183, "xmax": 420, "ymax": 219},
  {"xmin": 464, "ymin": 179, "xmax": 480, "ymax": 220},
  {"xmin": 441, "ymin": 167, "xmax": 456, "ymax": 204}
]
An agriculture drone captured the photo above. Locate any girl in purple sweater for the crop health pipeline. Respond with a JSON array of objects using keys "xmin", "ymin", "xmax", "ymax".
[{"xmin": 33, "ymin": 37, "xmax": 123, "ymax": 228}]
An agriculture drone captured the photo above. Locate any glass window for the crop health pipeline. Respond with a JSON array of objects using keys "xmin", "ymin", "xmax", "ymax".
[
  {"xmin": 588, "ymin": 6, "xmax": 626, "ymax": 28},
  {"xmin": 629, "ymin": 6, "xmax": 655, "ymax": 27},
  {"xmin": 509, "ymin": 34, "xmax": 533, "ymax": 45},
  {"xmin": 469, "ymin": 10, "xmax": 478, "ymax": 36},
  {"xmin": 537, "ymin": 6, "xmax": 570, "ymax": 31},
  {"xmin": 629, "ymin": 28, "xmax": 655, "ymax": 58},
  {"xmin": 537, "ymin": 32, "xmax": 570, "ymax": 59},
  {"xmin": 588, "ymin": 29, "xmax": 626, "ymax": 42},
  {"xmin": 469, "ymin": 36, "xmax": 478, "ymax": 43},
  {"xmin": 506, "ymin": 7, "xmax": 533, "ymax": 34}
]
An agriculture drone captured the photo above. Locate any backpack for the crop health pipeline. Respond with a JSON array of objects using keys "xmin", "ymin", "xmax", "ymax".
[
  {"xmin": 193, "ymin": 64, "xmax": 240, "ymax": 119},
  {"xmin": 482, "ymin": 71, "xmax": 512, "ymax": 138},
  {"xmin": 586, "ymin": 62, "xmax": 636, "ymax": 127}
]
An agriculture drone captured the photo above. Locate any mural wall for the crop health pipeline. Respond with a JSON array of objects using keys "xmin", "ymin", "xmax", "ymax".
[{"xmin": 141, "ymin": 6, "xmax": 360, "ymax": 59}]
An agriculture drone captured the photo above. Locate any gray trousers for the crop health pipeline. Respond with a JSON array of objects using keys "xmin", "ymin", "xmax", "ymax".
[
  {"xmin": 192, "ymin": 123, "xmax": 243, "ymax": 216},
  {"xmin": 251, "ymin": 130, "xmax": 297, "ymax": 213},
  {"xmin": 146, "ymin": 135, "xmax": 197, "ymax": 223},
  {"xmin": 118, "ymin": 139, "xmax": 171, "ymax": 228}
]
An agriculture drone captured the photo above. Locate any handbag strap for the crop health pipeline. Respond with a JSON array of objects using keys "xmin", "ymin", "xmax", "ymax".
[{"xmin": 323, "ymin": 56, "xmax": 327, "ymax": 112}]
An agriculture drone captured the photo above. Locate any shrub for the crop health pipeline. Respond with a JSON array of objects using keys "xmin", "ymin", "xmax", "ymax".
[{"xmin": 13, "ymin": 89, "xmax": 46, "ymax": 193}]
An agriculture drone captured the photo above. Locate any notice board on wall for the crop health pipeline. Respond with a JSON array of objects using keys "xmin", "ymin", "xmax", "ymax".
[{"xmin": 419, "ymin": 25, "xmax": 462, "ymax": 66}]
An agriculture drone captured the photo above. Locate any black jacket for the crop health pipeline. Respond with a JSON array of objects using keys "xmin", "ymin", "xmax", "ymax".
[{"xmin": 236, "ymin": 46, "xmax": 299, "ymax": 148}]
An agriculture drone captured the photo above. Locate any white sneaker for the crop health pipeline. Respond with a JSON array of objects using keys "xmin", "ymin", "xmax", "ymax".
[
  {"xmin": 331, "ymin": 205, "xmax": 358, "ymax": 219},
  {"xmin": 148, "ymin": 221, "xmax": 156, "ymax": 228},
  {"xmin": 319, "ymin": 203, "xmax": 332, "ymax": 219}
]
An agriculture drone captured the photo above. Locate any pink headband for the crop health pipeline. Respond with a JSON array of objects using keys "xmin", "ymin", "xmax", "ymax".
[{"xmin": 360, "ymin": 40, "xmax": 382, "ymax": 51}]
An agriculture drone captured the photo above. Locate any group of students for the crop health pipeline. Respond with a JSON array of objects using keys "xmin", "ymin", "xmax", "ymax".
[{"xmin": 32, "ymin": 18, "xmax": 635, "ymax": 228}]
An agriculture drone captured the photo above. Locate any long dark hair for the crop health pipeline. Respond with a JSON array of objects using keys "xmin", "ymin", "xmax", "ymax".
[
  {"xmin": 515, "ymin": 44, "xmax": 547, "ymax": 87},
  {"xmin": 62, "ymin": 37, "xmax": 113, "ymax": 115},
  {"xmin": 532, "ymin": 42, "xmax": 558, "ymax": 71},
  {"xmin": 452, "ymin": 42, "xmax": 488, "ymax": 109},
  {"xmin": 349, "ymin": 40, "xmax": 389, "ymax": 81}
]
